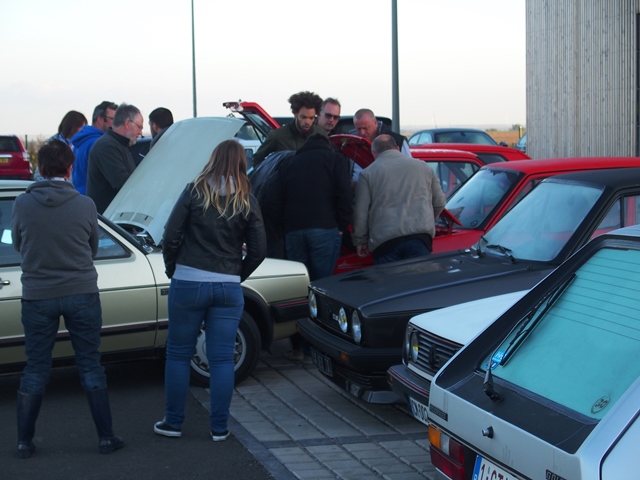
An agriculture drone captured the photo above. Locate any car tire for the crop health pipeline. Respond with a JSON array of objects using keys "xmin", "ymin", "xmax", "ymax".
[{"xmin": 189, "ymin": 311, "xmax": 262, "ymax": 387}]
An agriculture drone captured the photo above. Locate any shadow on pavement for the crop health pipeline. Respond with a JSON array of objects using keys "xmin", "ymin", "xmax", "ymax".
[{"xmin": 0, "ymin": 360, "xmax": 273, "ymax": 480}]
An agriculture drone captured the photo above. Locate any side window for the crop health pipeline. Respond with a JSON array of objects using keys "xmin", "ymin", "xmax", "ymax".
[
  {"xmin": 0, "ymin": 198, "xmax": 21, "ymax": 267},
  {"xmin": 95, "ymin": 227, "xmax": 129, "ymax": 260},
  {"xmin": 0, "ymin": 198, "xmax": 128, "ymax": 265},
  {"xmin": 594, "ymin": 195, "xmax": 640, "ymax": 236}
]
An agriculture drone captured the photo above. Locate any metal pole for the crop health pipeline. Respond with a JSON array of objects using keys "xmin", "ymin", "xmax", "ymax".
[
  {"xmin": 191, "ymin": 0, "xmax": 197, "ymax": 118},
  {"xmin": 391, "ymin": 0, "xmax": 400, "ymax": 132}
]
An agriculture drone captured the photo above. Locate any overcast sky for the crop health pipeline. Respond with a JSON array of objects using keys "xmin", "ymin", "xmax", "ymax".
[{"xmin": 2, "ymin": 0, "xmax": 525, "ymax": 138}]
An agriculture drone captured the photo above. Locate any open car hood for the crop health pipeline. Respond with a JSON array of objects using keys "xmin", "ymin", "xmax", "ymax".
[
  {"xmin": 329, "ymin": 134, "xmax": 373, "ymax": 169},
  {"xmin": 104, "ymin": 117, "xmax": 247, "ymax": 245},
  {"xmin": 223, "ymin": 101, "xmax": 280, "ymax": 135}
]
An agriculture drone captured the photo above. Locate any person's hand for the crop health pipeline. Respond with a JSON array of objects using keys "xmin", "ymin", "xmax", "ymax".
[{"xmin": 356, "ymin": 244, "xmax": 369, "ymax": 258}]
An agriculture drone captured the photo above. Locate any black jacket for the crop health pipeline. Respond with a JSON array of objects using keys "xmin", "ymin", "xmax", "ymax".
[
  {"xmin": 162, "ymin": 183, "xmax": 266, "ymax": 281},
  {"xmin": 263, "ymin": 135, "xmax": 353, "ymax": 235}
]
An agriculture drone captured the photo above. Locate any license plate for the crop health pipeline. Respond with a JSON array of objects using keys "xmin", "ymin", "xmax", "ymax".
[
  {"xmin": 473, "ymin": 455, "xmax": 519, "ymax": 480},
  {"xmin": 409, "ymin": 397, "xmax": 430, "ymax": 426},
  {"xmin": 310, "ymin": 349, "xmax": 333, "ymax": 377},
  {"xmin": 0, "ymin": 158, "xmax": 9, "ymax": 163}
]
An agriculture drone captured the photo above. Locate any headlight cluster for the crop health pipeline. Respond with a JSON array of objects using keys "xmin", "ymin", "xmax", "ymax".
[
  {"xmin": 309, "ymin": 291, "xmax": 363, "ymax": 344},
  {"xmin": 403, "ymin": 325, "xmax": 419, "ymax": 364},
  {"xmin": 309, "ymin": 292, "xmax": 317, "ymax": 318}
]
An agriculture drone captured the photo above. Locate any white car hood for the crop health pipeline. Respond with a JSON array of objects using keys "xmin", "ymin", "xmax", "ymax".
[
  {"xmin": 104, "ymin": 117, "xmax": 247, "ymax": 245},
  {"xmin": 411, "ymin": 290, "xmax": 529, "ymax": 346}
]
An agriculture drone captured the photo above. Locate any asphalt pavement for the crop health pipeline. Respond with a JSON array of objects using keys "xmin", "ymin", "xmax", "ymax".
[
  {"xmin": 0, "ymin": 360, "xmax": 273, "ymax": 480},
  {"xmin": 0, "ymin": 341, "xmax": 437, "ymax": 480}
]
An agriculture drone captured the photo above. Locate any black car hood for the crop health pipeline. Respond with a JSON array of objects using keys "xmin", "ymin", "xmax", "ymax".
[{"xmin": 311, "ymin": 250, "xmax": 555, "ymax": 318}]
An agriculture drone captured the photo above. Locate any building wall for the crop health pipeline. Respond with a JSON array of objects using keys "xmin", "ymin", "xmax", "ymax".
[{"xmin": 526, "ymin": 0, "xmax": 639, "ymax": 158}]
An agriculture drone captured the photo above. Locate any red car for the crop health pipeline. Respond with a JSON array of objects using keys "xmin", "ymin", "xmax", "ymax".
[{"xmin": 0, "ymin": 135, "xmax": 31, "ymax": 180}]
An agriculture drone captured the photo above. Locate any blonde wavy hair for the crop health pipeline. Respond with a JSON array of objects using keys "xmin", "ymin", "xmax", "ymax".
[{"xmin": 192, "ymin": 139, "xmax": 251, "ymax": 218}]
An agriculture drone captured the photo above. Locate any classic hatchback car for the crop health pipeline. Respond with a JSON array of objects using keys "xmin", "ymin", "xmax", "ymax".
[
  {"xmin": 428, "ymin": 225, "xmax": 640, "ymax": 480},
  {"xmin": 0, "ymin": 135, "xmax": 31, "ymax": 180},
  {"xmin": 1, "ymin": 117, "xmax": 310, "ymax": 386},
  {"xmin": 387, "ymin": 290, "xmax": 528, "ymax": 422},
  {"xmin": 299, "ymin": 164, "xmax": 640, "ymax": 403},
  {"xmin": 408, "ymin": 128, "xmax": 506, "ymax": 147}
]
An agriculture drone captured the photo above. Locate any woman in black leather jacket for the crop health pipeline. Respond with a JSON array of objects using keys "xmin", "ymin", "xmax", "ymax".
[{"xmin": 154, "ymin": 140, "xmax": 266, "ymax": 442}]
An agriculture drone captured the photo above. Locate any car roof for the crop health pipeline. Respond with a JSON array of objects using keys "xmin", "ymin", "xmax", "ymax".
[
  {"xmin": 409, "ymin": 148, "xmax": 479, "ymax": 161},
  {"xmin": 480, "ymin": 156, "xmax": 640, "ymax": 175},
  {"xmin": 412, "ymin": 127, "xmax": 489, "ymax": 134},
  {"xmin": 541, "ymin": 165, "xmax": 640, "ymax": 187},
  {"xmin": 0, "ymin": 179, "xmax": 32, "ymax": 190},
  {"xmin": 412, "ymin": 143, "xmax": 530, "ymax": 161}
]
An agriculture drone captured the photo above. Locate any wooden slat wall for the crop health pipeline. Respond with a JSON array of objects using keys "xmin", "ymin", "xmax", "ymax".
[{"xmin": 526, "ymin": 0, "xmax": 640, "ymax": 158}]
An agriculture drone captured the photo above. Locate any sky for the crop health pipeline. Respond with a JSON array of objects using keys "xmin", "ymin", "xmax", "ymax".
[{"xmin": 1, "ymin": 0, "xmax": 525, "ymax": 138}]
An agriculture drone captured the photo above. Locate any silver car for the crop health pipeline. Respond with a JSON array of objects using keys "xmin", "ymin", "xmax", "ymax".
[
  {"xmin": 0, "ymin": 117, "xmax": 310, "ymax": 385},
  {"xmin": 428, "ymin": 225, "xmax": 640, "ymax": 480}
]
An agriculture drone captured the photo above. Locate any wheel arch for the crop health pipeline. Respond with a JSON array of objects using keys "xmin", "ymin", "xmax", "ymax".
[{"xmin": 241, "ymin": 286, "xmax": 273, "ymax": 350}]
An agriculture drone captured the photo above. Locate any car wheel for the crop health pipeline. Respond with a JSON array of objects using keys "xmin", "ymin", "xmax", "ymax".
[{"xmin": 189, "ymin": 311, "xmax": 262, "ymax": 387}]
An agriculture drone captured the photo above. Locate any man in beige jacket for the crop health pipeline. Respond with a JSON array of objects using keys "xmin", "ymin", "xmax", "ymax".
[{"xmin": 352, "ymin": 134, "xmax": 446, "ymax": 264}]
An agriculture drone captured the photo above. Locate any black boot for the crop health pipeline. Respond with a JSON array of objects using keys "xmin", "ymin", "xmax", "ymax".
[
  {"xmin": 16, "ymin": 391, "xmax": 44, "ymax": 459},
  {"xmin": 85, "ymin": 387, "xmax": 124, "ymax": 454}
]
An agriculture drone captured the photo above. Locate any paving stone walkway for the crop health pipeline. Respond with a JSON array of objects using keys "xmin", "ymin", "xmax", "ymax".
[{"xmin": 194, "ymin": 343, "xmax": 436, "ymax": 480}]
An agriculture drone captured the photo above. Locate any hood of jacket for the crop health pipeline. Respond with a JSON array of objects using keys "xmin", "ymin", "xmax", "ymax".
[
  {"xmin": 71, "ymin": 125, "xmax": 104, "ymax": 150},
  {"xmin": 25, "ymin": 180, "xmax": 79, "ymax": 207}
]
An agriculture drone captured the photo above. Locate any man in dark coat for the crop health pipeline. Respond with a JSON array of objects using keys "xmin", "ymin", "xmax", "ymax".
[{"xmin": 86, "ymin": 103, "xmax": 142, "ymax": 213}]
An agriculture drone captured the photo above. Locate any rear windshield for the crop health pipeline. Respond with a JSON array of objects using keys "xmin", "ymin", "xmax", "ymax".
[
  {"xmin": 0, "ymin": 136, "xmax": 20, "ymax": 152},
  {"xmin": 485, "ymin": 246, "xmax": 640, "ymax": 420}
]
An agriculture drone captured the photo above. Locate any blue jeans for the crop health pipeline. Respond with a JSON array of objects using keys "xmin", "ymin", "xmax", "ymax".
[
  {"xmin": 164, "ymin": 279, "xmax": 243, "ymax": 433},
  {"xmin": 373, "ymin": 238, "xmax": 431, "ymax": 265},
  {"xmin": 20, "ymin": 293, "xmax": 106, "ymax": 394},
  {"xmin": 285, "ymin": 228, "xmax": 342, "ymax": 281}
]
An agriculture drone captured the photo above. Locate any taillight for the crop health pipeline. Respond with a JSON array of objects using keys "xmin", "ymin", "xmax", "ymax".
[
  {"xmin": 428, "ymin": 424, "xmax": 465, "ymax": 480},
  {"xmin": 22, "ymin": 152, "xmax": 30, "ymax": 162}
]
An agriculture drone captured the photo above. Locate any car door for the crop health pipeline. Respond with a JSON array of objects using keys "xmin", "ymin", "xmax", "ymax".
[
  {"xmin": 0, "ymin": 191, "xmax": 160, "ymax": 366},
  {"xmin": 0, "ymin": 194, "xmax": 24, "ymax": 365}
]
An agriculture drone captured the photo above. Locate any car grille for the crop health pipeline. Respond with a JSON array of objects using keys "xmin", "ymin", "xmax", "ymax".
[
  {"xmin": 313, "ymin": 290, "xmax": 354, "ymax": 338},
  {"xmin": 413, "ymin": 328, "xmax": 462, "ymax": 378}
]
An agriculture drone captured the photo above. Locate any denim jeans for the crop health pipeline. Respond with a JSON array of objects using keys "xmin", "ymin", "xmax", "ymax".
[
  {"xmin": 164, "ymin": 279, "xmax": 243, "ymax": 433},
  {"xmin": 20, "ymin": 293, "xmax": 106, "ymax": 394},
  {"xmin": 285, "ymin": 228, "xmax": 342, "ymax": 281},
  {"xmin": 373, "ymin": 238, "xmax": 431, "ymax": 265}
]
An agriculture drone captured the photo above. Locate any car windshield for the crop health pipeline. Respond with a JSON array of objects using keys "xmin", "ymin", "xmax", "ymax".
[
  {"xmin": 479, "ymin": 181, "xmax": 602, "ymax": 262},
  {"xmin": 434, "ymin": 131, "xmax": 496, "ymax": 145},
  {"xmin": 445, "ymin": 168, "xmax": 523, "ymax": 228},
  {"xmin": 483, "ymin": 246, "xmax": 640, "ymax": 420}
]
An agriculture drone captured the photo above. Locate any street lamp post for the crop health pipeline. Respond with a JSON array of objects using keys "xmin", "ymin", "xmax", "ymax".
[
  {"xmin": 191, "ymin": 0, "xmax": 197, "ymax": 118},
  {"xmin": 391, "ymin": 0, "xmax": 400, "ymax": 132}
]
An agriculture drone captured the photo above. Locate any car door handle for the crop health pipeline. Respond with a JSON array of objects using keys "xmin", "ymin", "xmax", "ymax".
[{"xmin": 1, "ymin": 278, "xmax": 10, "ymax": 286}]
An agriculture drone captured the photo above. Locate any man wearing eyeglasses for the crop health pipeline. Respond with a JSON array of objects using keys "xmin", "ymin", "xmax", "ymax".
[
  {"xmin": 251, "ymin": 91, "xmax": 327, "ymax": 169},
  {"xmin": 87, "ymin": 103, "xmax": 142, "ymax": 214},
  {"xmin": 316, "ymin": 98, "xmax": 341, "ymax": 135},
  {"xmin": 71, "ymin": 101, "xmax": 118, "ymax": 195}
]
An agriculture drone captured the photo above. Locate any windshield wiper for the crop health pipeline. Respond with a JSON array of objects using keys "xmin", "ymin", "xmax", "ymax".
[
  {"xmin": 483, "ymin": 273, "xmax": 576, "ymax": 402},
  {"xmin": 485, "ymin": 243, "xmax": 516, "ymax": 263}
]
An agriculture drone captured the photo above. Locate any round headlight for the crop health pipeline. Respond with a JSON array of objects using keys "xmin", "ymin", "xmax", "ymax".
[
  {"xmin": 309, "ymin": 292, "xmax": 317, "ymax": 318},
  {"xmin": 352, "ymin": 310, "xmax": 362, "ymax": 344},
  {"xmin": 338, "ymin": 307, "xmax": 348, "ymax": 332},
  {"xmin": 403, "ymin": 325, "xmax": 413, "ymax": 361},
  {"xmin": 409, "ymin": 331, "xmax": 419, "ymax": 363}
]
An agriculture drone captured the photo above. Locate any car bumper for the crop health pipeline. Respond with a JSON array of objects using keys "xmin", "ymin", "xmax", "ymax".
[
  {"xmin": 387, "ymin": 364, "xmax": 432, "ymax": 427},
  {"xmin": 297, "ymin": 317, "xmax": 401, "ymax": 404}
]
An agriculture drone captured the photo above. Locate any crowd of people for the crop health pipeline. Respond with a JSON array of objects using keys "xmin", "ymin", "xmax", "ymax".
[{"xmin": 10, "ymin": 91, "xmax": 445, "ymax": 457}]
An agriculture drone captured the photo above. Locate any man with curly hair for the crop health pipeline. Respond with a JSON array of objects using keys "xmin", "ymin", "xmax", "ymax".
[{"xmin": 252, "ymin": 91, "xmax": 327, "ymax": 168}]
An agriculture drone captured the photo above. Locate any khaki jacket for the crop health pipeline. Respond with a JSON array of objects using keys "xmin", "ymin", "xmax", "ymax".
[{"xmin": 352, "ymin": 149, "xmax": 446, "ymax": 252}]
